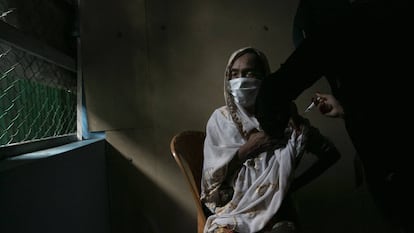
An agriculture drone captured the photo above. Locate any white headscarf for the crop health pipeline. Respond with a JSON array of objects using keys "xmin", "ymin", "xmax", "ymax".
[
  {"xmin": 201, "ymin": 47, "xmax": 308, "ymax": 233},
  {"xmin": 224, "ymin": 47, "xmax": 271, "ymax": 140}
]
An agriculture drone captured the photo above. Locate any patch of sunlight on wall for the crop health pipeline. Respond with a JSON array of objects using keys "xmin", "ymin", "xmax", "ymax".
[{"xmin": 106, "ymin": 132, "xmax": 195, "ymax": 216}]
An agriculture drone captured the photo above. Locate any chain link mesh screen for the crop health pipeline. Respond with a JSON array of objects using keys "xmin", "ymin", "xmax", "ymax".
[
  {"xmin": 0, "ymin": 1, "xmax": 78, "ymax": 149},
  {"xmin": 0, "ymin": 41, "xmax": 77, "ymax": 146}
]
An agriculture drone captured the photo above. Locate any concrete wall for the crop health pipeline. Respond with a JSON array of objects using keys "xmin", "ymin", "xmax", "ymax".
[{"xmin": 81, "ymin": 0, "xmax": 390, "ymax": 232}]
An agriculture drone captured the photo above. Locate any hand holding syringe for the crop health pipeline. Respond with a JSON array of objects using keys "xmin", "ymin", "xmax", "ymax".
[{"xmin": 304, "ymin": 93, "xmax": 345, "ymax": 118}]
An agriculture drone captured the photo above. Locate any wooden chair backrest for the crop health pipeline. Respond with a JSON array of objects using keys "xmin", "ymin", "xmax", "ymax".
[{"xmin": 170, "ymin": 130, "xmax": 206, "ymax": 233}]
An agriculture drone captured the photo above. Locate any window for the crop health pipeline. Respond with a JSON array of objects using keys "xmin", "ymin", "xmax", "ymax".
[{"xmin": 0, "ymin": 0, "xmax": 79, "ymax": 159}]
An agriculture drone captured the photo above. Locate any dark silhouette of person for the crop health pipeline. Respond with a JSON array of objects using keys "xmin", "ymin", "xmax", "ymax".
[{"xmin": 255, "ymin": 0, "xmax": 412, "ymax": 232}]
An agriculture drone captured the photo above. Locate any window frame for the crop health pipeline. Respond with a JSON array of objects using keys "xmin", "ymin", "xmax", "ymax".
[{"xmin": 0, "ymin": 19, "xmax": 81, "ymax": 160}]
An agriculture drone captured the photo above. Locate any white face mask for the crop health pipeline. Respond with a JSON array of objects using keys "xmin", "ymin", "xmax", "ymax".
[{"xmin": 228, "ymin": 77, "xmax": 262, "ymax": 108}]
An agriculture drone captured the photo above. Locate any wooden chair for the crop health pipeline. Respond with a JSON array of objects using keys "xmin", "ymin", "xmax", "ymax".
[{"xmin": 170, "ymin": 130, "xmax": 207, "ymax": 233}]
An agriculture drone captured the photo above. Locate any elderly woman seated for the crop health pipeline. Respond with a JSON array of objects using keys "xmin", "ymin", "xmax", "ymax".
[{"xmin": 200, "ymin": 47, "xmax": 340, "ymax": 233}]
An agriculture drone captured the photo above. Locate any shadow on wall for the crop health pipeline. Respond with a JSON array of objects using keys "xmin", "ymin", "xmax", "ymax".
[
  {"xmin": 105, "ymin": 142, "xmax": 195, "ymax": 233},
  {"xmin": 14, "ymin": 0, "xmax": 77, "ymax": 57},
  {"xmin": 293, "ymin": 79, "xmax": 394, "ymax": 233},
  {"xmin": 293, "ymin": 184, "xmax": 395, "ymax": 233}
]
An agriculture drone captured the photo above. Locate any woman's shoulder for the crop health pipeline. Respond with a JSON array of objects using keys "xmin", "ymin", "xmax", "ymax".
[
  {"xmin": 206, "ymin": 106, "xmax": 233, "ymax": 129},
  {"xmin": 211, "ymin": 106, "xmax": 231, "ymax": 119}
]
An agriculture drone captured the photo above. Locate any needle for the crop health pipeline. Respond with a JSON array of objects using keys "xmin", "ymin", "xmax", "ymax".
[{"xmin": 304, "ymin": 96, "xmax": 321, "ymax": 113}]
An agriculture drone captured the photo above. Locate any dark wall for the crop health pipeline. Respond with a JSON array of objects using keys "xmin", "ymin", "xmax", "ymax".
[
  {"xmin": 0, "ymin": 139, "xmax": 110, "ymax": 233},
  {"xmin": 79, "ymin": 0, "xmax": 395, "ymax": 232},
  {"xmin": 3, "ymin": 0, "xmax": 78, "ymax": 57}
]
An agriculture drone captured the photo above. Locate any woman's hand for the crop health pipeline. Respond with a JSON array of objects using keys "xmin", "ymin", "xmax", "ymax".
[{"xmin": 238, "ymin": 129, "xmax": 270, "ymax": 161}]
